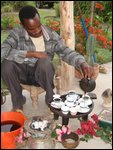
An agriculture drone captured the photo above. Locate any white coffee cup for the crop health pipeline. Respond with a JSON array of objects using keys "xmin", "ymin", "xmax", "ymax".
[
  {"xmin": 70, "ymin": 107, "xmax": 77, "ymax": 115},
  {"xmin": 82, "ymin": 94, "xmax": 90, "ymax": 101},
  {"xmin": 66, "ymin": 96, "xmax": 75, "ymax": 102},
  {"xmin": 53, "ymin": 94, "xmax": 60, "ymax": 99},
  {"xmin": 61, "ymin": 105, "xmax": 69, "ymax": 114},
  {"xmin": 53, "ymin": 98, "xmax": 62, "ymax": 104},
  {"xmin": 67, "ymin": 91, "xmax": 79, "ymax": 102}
]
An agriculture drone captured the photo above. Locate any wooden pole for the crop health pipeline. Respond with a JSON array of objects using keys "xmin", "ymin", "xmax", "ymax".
[{"xmin": 60, "ymin": 1, "xmax": 75, "ymax": 91}]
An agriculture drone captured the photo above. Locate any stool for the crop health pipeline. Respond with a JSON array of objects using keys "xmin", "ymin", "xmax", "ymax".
[{"xmin": 20, "ymin": 76, "xmax": 61, "ymax": 108}]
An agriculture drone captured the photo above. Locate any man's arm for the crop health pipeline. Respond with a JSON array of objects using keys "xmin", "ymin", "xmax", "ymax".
[
  {"xmin": 51, "ymin": 30, "xmax": 94, "ymax": 78},
  {"xmin": 1, "ymin": 28, "xmax": 48, "ymax": 63},
  {"xmin": 26, "ymin": 51, "xmax": 48, "ymax": 58},
  {"xmin": 1, "ymin": 29, "xmax": 27, "ymax": 63}
]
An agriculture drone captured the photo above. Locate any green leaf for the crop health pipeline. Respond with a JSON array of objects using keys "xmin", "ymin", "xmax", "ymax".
[
  {"xmin": 101, "ymin": 135, "xmax": 112, "ymax": 143},
  {"xmin": 84, "ymin": 134, "xmax": 93, "ymax": 140},
  {"xmin": 51, "ymin": 124, "xmax": 62, "ymax": 139},
  {"xmin": 96, "ymin": 130, "xmax": 103, "ymax": 137},
  {"xmin": 104, "ymin": 126, "xmax": 112, "ymax": 132},
  {"xmin": 107, "ymin": 12, "xmax": 112, "ymax": 15},
  {"xmin": 80, "ymin": 137, "xmax": 88, "ymax": 142},
  {"xmin": 51, "ymin": 131, "xmax": 57, "ymax": 138}
]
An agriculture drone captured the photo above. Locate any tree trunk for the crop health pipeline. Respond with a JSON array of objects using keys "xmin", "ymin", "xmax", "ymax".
[{"xmin": 60, "ymin": 1, "xmax": 75, "ymax": 91}]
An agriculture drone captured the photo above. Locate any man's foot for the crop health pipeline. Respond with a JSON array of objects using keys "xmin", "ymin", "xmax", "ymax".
[{"xmin": 11, "ymin": 106, "xmax": 23, "ymax": 114}]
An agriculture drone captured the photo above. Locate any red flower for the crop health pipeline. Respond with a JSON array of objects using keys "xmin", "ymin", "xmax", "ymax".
[
  {"xmin": 81, "ymin": 123, "xmax": 90, "ymax": 132},
  {"xmin": 96, "ymin": 29, "xmax": 104, "ymax": 34},
  {"xmin": 95, "ymin": 3, "xmax": 104, "ymax": 10},
  {"xmin": 94, "ymin": 20, "xmax": 100, "ymax": 26},
  {"xmin": 89, "ymin": 127, "xmax": 97, "ymax": 136},
  {"xmin": 107, "ymin": 41, "xmax": 112, "ymax": 47},
  {"xmin": 87, "ymin": 119, "xmax": 93, "ymax": 126},
  {"xmin": 93, "ymin": 123, "xmax": 100, "ymax": 130},
  {"xmin": 81, "ymin": 128, "xmax": 88, "ymax": 134},
  {"xmin": 91, "ymin": 114, "xmax": 99, "ymax": 124},
  {"xmin": 75, "ymin": 114, "xmax": 100, "ymax": 137},
  {"xmin": 76, "ymin": 128, "xmax": 82, "ymax": 135},
  {"xmin": 15, "ymin": 20, "xmax": 20, "ymax": 24}
]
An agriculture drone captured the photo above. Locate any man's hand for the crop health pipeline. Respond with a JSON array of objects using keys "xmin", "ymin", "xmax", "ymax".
[
  {"xmin": 80, "ymin": 62, "xmax": 94, "ymax": 78},
  {"xmin": 26, "ymin": 51, "xmax": 48, "ymax": 58}
]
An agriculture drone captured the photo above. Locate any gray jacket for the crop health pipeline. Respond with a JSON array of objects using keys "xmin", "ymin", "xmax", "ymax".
[{"xmin": 1, "ymin": 25, "xmax": 86, "ymax": 69}]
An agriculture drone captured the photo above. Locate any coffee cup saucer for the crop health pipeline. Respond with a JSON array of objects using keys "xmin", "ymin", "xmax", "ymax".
[
  {"xmin": 78, "ymin": 106, "xmax": 90, "ymax": 113},
  {"xmin": 78, "ymin": 98, "xmax": 92, "ymax": 106},
  {"xmin": 50, "ymin": 101, "xmax": 64, "ymax": 109}
]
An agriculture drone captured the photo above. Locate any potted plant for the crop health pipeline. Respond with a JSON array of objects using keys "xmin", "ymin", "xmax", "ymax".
[
  {"xmin": 75, "ymin": 34, "xmax": 99, "ymax": 80},
  {"xmin": 86, "ymin": 34, "xmax": 99, "ymax": 79}
]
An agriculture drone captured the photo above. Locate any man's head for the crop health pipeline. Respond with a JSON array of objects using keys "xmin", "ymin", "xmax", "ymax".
[{"xmin": 19, "ymin": 6, "xmax": 42, "ymax": 38}]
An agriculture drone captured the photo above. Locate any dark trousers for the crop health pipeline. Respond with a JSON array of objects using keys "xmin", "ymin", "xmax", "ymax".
[{"xmin": 1, "ymin": 59, "xmax": 55, "ymax": 109}]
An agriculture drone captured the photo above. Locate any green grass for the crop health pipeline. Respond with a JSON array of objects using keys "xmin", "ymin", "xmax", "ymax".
[{"xmin": 38, "ymin": 9, "xmax": 56, "ymax": 24}]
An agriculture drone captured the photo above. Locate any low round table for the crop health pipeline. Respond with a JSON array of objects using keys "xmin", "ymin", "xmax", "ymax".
[{"xmin": 49, "ymin": 94, "xmax": 94, "ymax": 125}]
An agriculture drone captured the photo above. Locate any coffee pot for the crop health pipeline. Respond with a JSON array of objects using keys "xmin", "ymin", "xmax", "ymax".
[{"xmin": 79, "ymin": 78, "xmax": 96, "ymax": 93}]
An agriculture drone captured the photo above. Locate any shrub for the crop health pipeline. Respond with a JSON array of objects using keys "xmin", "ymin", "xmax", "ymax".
[
  {"xmin": 74, "ymin": 16, "xmax": 112, "ymax": 52},
  {"xmin": 46, "ymin": 19, "xmax": 60, "ymax": 34},
  {"xmin": 95, "ymin": 1, "xmax": 112, "ymax": 22},
  {"xmin": 1, "ymin": 1, "xmax": 35, "ymax": 12},
  {"xmin": 74, "ymin": 1, "xmax": 91, "ymax": 17},
  {"xmin": 96, "ymin": 48, "xmax": 112, "ymax": 64},
  {"xmin": 46, "ymin": 16, "xmax": 112, "ymax": 53},
  {"xmin": 1, "ymin": 15, "xmax": 20, "ymax": 30},
  {"xmin": 1, "ymin": 5, "xmax": 13, "ymax": 13}
]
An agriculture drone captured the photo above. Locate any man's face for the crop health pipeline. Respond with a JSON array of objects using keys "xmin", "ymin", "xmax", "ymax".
[{"xmin": 23, "ymin": 14, "xmax": 42, "ymax": 38}]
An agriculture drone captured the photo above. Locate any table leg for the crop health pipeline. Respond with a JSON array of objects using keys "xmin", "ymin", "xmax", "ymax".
[
  {"xmin": 54, "ymin": 113, "xmax": 59, "ymax": 120},
  {"xmin": 82, "ymin": 115, "xmax": 88, "ymax": 121},
  {"xmin": 62, "ymin": 117, "xmax": 69, "ymax": 126}
]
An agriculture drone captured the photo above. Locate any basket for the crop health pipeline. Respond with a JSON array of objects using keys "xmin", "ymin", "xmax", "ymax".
[
  {"xmin": 24, "ymin": 116, "xmax": 54, "ymax": 139},
  {"xmin": 61, "ymin": 132, "xmax": 79, "ymax": 149}
]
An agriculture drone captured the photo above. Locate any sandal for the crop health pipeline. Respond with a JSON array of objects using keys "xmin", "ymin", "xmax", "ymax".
[{"xmin": 11, "ymin": 106, "xmax": 24, "ymax": 114}]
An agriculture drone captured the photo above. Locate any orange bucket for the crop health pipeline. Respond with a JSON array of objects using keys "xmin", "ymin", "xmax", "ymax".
[
  {"xmin": 1, "ymin": 111, "xmax": 26, "ymax": 149},
  {"xmin": 1, "ymin": 133, "xmax": 16, "ymax": 149}
]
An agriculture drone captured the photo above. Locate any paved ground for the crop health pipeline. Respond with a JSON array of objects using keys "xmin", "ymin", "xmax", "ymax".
[{"xmin": 1, "ymin": 62, "xmax": 112, "ymax": 149}]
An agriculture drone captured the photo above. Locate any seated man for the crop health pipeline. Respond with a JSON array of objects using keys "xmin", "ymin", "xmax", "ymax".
[{"xmin": 1, "ymin": 6, "xmax": 94, "ymax": 111}]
